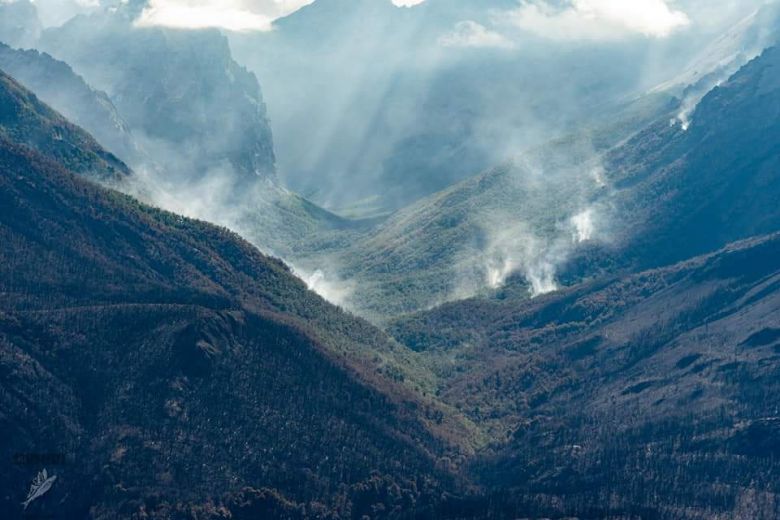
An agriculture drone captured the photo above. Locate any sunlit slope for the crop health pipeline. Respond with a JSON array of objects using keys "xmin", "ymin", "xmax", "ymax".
[
  {"xmin": 380, "ymin": 46, "xmax": 780, "ymax": 517},
  {"xmin": 312, "ymin": 93, "xmax": 676, "ymax": 320}
]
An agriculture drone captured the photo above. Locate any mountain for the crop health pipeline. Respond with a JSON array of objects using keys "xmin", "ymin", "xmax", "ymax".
[
  {"xmin": 0, "ymin": 39, "xmax": 376, "ymax": 287},
  {"xmin": 25, "ymin": 10, "xmax": 375, "ymax": 266},
  {"xmin": 0, "ymin": 69, "xmax": 129, "ymax": 181},
  {"xmin": 589, "ymin": 44, "xmax": 780, "ymax": 277},
  {"xmin": 40, "ymin": 13, "xmax": 276, "ymax": 184},
  {"xmin": 0, "ymin": 80, "xmax": 478, "ymax": 518},
  {"xmin": 0, "ymin": 42, "xmax": 139, "ymax": 164},
  {"xmin": 377, "ymin": 43, "xmax": 780, "ymax": 518},
  {"xmin": 3, "ymin": 3, "xmax": 780, "ymax": 518},
  {"xmin": 4, "ymin": 107, "xmax": 777, "ymax": 517},
  {"xmin": 391, "ymin": 231, "xmax": 780, "ymax": 519},
  {"xmin": 651, "ymin": 1, "xmax": 780, "ymax": 126}
]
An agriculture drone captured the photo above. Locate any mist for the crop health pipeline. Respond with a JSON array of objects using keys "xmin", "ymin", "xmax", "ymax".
[
  {"xmin": 226, "ymin": 0, "xmax": 774, "ymax": 215},
  {"xmin": 0, "ymin": 0, "xmax": 777, "ymax": 319},
  {"xmin": 448, "ymin": 147, "xmax": 613, "ymax": 303}
]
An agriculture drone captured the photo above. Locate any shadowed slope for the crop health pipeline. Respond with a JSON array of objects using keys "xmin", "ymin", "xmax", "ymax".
[
  {"xmin": 393, "ymin": 232, "xmax": 780, "ymax": 518},
  {"xmin": 0, "ymin": 132, "xmax": 478, "ymax": 517}
]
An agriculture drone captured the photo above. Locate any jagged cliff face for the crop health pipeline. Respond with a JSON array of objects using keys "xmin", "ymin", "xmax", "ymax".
[
  {"xmin": 0, "ymin": 43, "xmax": 139, "ymax": 165},
  {"xmin": 40, "ymin": 13, "xmax": 276, "ymax": 184},
  {"xmin": 0, "ymin": 69, "xmax": 130, "ymax": 180}
]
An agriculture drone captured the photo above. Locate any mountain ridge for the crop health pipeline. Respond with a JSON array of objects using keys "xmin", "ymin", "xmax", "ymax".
[{"xmin": 0, "ymin": 42, "xmax": 139, "ymax": 165}]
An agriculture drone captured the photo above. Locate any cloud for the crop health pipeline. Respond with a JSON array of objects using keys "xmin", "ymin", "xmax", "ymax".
[
  {"xmin": 134, "ymin": 0, "xmax": 428, "ymax": 31},
  {"xmin": 135, "ymin": 0, "xmax": 314, "ymax": 31},
  {"xmin": 508, "ymin": 0, "xmax": 691, "ymax": 40},
  {"xmin": 439, "ymin": 21, "xmax": 515, "ymax": 49}
]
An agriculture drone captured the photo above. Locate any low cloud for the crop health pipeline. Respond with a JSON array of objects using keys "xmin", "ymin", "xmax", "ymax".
[
  {"xmin": 508, "ymin": 0, "xmax": 690, "ymax": 40},
  {"xmin": 392, "ymin": 0, "xmax": 425, "ymax": 6},
  {"xmin": 135, "ymin": 0, "xmax": 313, "ymax": 31},
  {"xmin": 439, "ymin": 21, "xmax": 515, "ymax": 50}
]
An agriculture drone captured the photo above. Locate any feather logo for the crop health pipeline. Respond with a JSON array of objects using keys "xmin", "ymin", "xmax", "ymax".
[{"xmin": 22, "ymin": 469, "xmax": 57, "ymax": 510}]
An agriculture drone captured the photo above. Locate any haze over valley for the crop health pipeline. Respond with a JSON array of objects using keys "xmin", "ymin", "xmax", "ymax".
[{"xmin": 2, "ymin": 1, "xmax": 780, "ymax": 518}]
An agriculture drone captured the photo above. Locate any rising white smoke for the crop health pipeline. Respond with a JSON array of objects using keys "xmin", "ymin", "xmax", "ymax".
[
  {"xmin": 449, "ymin": 147, "xmax": 611, "ymax": 301},
  {"xmin": 123, "ymin": 164, "xmax": 358, "ymax": 308},
  {"xmin": 482, "ymin": 207, "xmax": 602, "ymax": 296},
  {"xmin": 571, "ymin": 208, "xmax": 595, "ymax": 243},
  {"xmin": 454, "ymin": 202, "xmax": 605, "ymax": 300},
  {"xmin": 658, "ymin": 4, "xmax": 779, "ymax": 130},
  {"xmin": 293, "ymin": 266, "xmax": 355, "ymax": 308}
]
